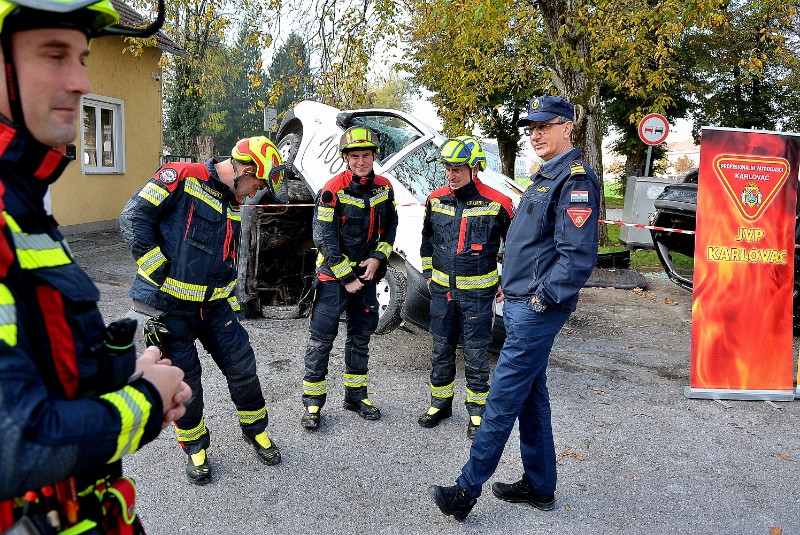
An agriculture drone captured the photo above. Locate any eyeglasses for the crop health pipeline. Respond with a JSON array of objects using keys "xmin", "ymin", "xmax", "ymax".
[{"xmin": 522, "ymin": 120, "xmax": 569, "ymax": 136}]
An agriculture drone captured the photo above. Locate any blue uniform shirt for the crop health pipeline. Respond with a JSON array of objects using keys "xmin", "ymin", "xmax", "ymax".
[{"xmin": 501, "ymin": 147, "xmax": 600, "ymax": 311}]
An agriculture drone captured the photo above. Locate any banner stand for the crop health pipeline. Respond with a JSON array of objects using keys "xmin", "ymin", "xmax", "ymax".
[{"xmin": 685, "ymin": 387, "xmax": 794, "ymax": 401}]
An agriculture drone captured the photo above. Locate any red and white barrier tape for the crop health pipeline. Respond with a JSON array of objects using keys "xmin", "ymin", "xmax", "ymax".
[{"xmin": 599, "ymin": 220, "xmax": 695, "ymax": 235}]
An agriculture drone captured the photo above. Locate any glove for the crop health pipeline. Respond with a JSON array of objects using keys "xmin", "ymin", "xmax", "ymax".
[{"xmin": 143, "ymin": 317, "xmax": 169, "ymax": 351}]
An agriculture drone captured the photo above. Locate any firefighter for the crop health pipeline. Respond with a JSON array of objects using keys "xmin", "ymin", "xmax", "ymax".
[
  {"xmin": 418, "ymin": 137, "xmax": 514, "ymax": 440},
  {"xmin": 119, "ymin": 137, "xmax": 285, "ymax": 485},
  {"xmin": 0, "ymin": 1, "xmax": 191, "ymax": 532},
  {"xmin": 300, "ymin": 126, "xmax": 398, "ymax": 430}
]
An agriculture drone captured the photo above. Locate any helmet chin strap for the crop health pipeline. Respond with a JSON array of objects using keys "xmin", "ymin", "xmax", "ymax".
[{"xmin": 1, "ymin": 30, "xmax": 25, "ymax": 127}]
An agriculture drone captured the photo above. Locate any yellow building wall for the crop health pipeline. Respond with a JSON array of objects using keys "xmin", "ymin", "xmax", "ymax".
[{"xmin": 51, "ymin": 38, "xmax": 163, "ymax": 229}]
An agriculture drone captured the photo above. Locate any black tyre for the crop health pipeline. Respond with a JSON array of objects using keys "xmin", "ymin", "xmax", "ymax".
[{"xmin": 375, "ymin": 265, "xmax": 406, "ymax": 335}]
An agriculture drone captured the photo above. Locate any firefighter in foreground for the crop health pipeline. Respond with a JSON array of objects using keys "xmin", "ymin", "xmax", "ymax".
[
  {"xmin": 418, "ymin": 137, "xmax": 514, "ymax": 440},
  {"xmin": 300, "ymin": 126, "xmax": 398, "ymax": 430},
  {"xmin": 119, "ymin": 137, "xmax": 285, "ymax": 485},
  {"xmin": 0, "ymin": 0, "xmax": 191, "ymax": 532},
  {"xmin": 430, "ymin": 95, "xmax": 601, "ymax": 520}
]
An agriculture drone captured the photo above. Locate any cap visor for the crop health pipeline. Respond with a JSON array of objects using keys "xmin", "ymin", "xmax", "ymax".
[{"xmin": 516, "ymin": 112, "xmax": 559, "ymax": 127}]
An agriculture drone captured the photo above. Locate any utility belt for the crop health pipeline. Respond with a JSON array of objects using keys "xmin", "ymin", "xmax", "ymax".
[{"xmin": 1, "ymin": 475, "xmax": 142, "ymax": 535}]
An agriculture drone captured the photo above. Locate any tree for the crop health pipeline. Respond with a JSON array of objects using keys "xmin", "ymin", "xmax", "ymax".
[
  {"xmin": 368, "ymin": 74, "xmax": 415, "ymax": 112},
  {"xmin": 266, "ymin": 32, "xmax": 313, "ymax": 126}
]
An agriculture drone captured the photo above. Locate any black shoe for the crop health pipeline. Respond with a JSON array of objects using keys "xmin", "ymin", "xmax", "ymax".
[
  {"xmin": 491, "ymin": 479, "xmax": 555, "ymax": 511},
  {"xmin": 301, "ymin": 406, "xmax": 321, "ymax": 429},
  {"xmin": 343, "ymin": 398, "xmax": 382, "ymax": 420},
  {"xmin": 417, "ymin": 405, "xmax": 452, "ymax": 428},
  {"xmin": 428, "ymin": 484, "xmax": 476, "ymax": 521},
  {"xmin": 243, "ymin": 432, "xmax": 282, "ymax": 466},
  {"xmin": 186, "ymin": 449, "xmax": 211, "ymax": 485},
  {"xmin": 466, "ymin": 415, "xmax": 481, "ymax": 440}
]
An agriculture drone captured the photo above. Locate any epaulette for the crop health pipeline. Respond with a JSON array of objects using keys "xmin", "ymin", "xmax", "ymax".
[{"xmin": 570, "ymin": 162, "xmax": 586, "ymax": 176}]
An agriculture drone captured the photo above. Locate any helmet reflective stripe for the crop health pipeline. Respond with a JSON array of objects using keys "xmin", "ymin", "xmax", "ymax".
[
  {"xmin": 0, "ymin": 0, "xmax": 120, "ymax": 34},
  {"xmin": 231, "ymin": 136, "xmax": 285, "ymax": 195},
  {"xmin": 454, "ymin": 135, "xmax": 487, "ymax": 171},
  {"xmin": 339, "ymin": 126, "xmax": 378, "ymax": 156},
  {"xmin": 437, "ymin": 138, "xmax": 472, "ymax": 167}
]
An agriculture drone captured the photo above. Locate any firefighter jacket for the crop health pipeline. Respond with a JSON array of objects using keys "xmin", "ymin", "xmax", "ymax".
[
  {"xmin": 313, "ymin": 169, "xmax": 398, "ymax": 284},
  {"xmin": 0, "ymin": 121, "xmax": 163, "ymax": 502},
  {"xmin": 421, "ymin": 178, "xmax": 515, "ymax": 299},
  {"xmin": 120, "ymin": 159, "xmax": 242, "ymax": 315},
  {"xmin": 501, "ymin": 147, "xmax": 600, "ymax": 311}
]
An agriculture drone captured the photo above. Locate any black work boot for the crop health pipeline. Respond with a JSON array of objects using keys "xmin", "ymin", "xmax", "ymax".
[
  {"xmin": 491, "ymin": 477, "xmax": 555, "ymax": 511},
  {"xmin": 301, "ymin": 405, "xmax": 321, "ymax": 429},
  {"xmin": 417, "ymin": 403, "xmax": 453, "ymax": 428},
  {"xmin": 186, "ymin": 449, "xmax": 211, "ymax": 485},
  {"xmin": 243, "ymin": 431, "xmax": 282, "ymax": 466},
  {"xmin": 428, "ymin": 484, "xmax": 476, "ymax": 521},
  {"xmin": 466, "ymin": 414, "xmax": 482, "ymax": 440},
  {"xmin": 343, "ymin": 398, "xmax": 382, "ymax": 420}
]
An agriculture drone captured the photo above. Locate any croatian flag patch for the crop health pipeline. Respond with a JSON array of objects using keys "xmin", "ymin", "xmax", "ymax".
[{"xmin": 570, "ymin": 190, "xmax": 589, "ymax": 203}]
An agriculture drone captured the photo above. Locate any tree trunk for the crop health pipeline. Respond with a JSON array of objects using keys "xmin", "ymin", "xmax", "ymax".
[
  {"xmin": 196, "ymin": 136, "xmax": 216, "ymax": 162},
  {"xmin": 497, "ymin": 138, "xmax": 519, "ymax": 179}
]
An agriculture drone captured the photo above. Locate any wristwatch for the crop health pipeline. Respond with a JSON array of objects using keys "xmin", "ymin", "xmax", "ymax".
[{"xmin": 532, "ymin": 295, "xmax": 547, "ymax": 313}]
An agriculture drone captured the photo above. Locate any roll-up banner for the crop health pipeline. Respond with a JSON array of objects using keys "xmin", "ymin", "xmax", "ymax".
[{"xmin": 687, "ymin": 127, "xmax": 800, "ymax": 401}]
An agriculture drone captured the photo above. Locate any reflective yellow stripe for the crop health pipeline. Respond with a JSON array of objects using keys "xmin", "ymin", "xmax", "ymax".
[
  {"xmin": 375, "ymin": 241, "xmax": 392, "ymax": 258},
  {"xmin": 0, "ymin": 283, "xmax": 17, "ymax": 346},
  {"xmin": 571, "ymin": 165, "xmax": 585, "ymax": 175},
  {"xmin": 100, "ymin": 386, "xmax": 151, "ymax": 462},
  {"xmin": 431, "ymin": 381, "xmax": 455, "ymax": 399},
  {"xmin": 237, "ymin": 405, "xmax": 267, "ymax": 425},
  {"xmin": 343, "ymin": 373, "xmax": 368, "ymax": 389},
  {"xmin": 330, "ymin": 256, "xmax": 353, "ymax": 279},
  {"xmin": 421, "ymin": 256, "xmax": 432, "ymax": 271},
  {"xmin": 431, "ymin": 268, "xmax": 498, "ymax": 290},
  {"xmin": 466, "ymin": 387, "xmax": 488, "ymax": 405},
  {"xmin": 160, "ymin": 277, "xmax": 207, "ymax": 301},
  {"xmin": 430, "ymin": 200, "xmax": 455, "ymax": 216},
  {"xmin": 463, "ymin": 203, "xmax": 501, "ymax": 217},
  {"xmin": 137, "ymin": 181, "xmax": 170, "ymax": 207},
  {"xmin": 370, "ymin": 189, "xmax": 389, "ymax": 205},
  {"xmin": 136, "ymin": 245, "xmax": 166, "ymax": 277},
  {"xmin": 60, "ymin": 520, "xmax": 98, "ymax": 535},
  {"xmin": 175, "ymin": 416, "xmax": 208, "ymax": 442},
  {"xmin": 185, "ymin": 177, "xmax": 222, "ymax": 214},
  {"xmin": 317, "ymin": 206, "xmax": 334, "ymax": 222},
  {"xmin": 227, "ymin": 210, "xmax": 241, "ymax": 222},
  {"xmin": 4, "ymin": 212, "xmax": 72, "ymax": 269},
  {"xmin": 209, "ymin": 280, "xmax": 237, "ymax": 300},
  {"xmin": 228, "ymin": 295, "xmax": 240, "ymax": 312},
  {"xmin": 338, "ymin": 193, "xmax": 364, "ymax": 208},
  {"xmin": 303, "ymin": 379, "xmax": 327, "ymax": 396}
]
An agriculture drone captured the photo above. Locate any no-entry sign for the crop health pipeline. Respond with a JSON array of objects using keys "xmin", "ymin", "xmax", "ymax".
[{"xmin": 638, "ymin": 114, "xmax": 669, "ymax": 145}]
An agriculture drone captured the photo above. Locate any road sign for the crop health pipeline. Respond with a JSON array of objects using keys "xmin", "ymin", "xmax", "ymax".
[
  {"xmin": 638, "ymin": 113, "xmax": 669, "ymax": 145},
  {"xmin": 264, "ymin": 107, "xmax": 277, "ymax": 132}
]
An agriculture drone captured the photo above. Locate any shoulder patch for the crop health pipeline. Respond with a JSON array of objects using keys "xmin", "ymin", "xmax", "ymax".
[
  {"xmin": 158, "ymin": 168, "xmax": 178, "ymax": 184},
  {"xmin": 570, "ymin": 164, "xmax": 586, "ymax": 176},
  {"xmin": 570, "ymin": 190, "xmax": 589, "ymax": 203},
  {"xmin": 535, "ymin": 185, "xmax": 550, "ymax": 193},
  {"xmin": 566, "ymin": 207, "xmax": 592, "ymax": 228}
]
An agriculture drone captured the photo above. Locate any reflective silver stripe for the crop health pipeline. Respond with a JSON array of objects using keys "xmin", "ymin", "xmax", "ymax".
[
  {"xmin": 431, "ymin": 202, "xmax": 455, "ymax": 216},
  {"xmin": 237, "ymin": 405, "xmax": 267, "ymax": 425},
  {"xmin": 463, "ymin": 203, "xmax": 501, "ymax": 217},
  {"xmin": 343, "ymin": 373, "xmax": 368, "ymax": 388},
  {"xmin": 370, "ymin": 189, "xmax": 389, "ymax": 205},
  {"xmin": 466, "ymin": 387, "xmax": 488, "ymax": 405},
  {"xmin": 431, "ymin": 381, "xmax": 455, "ymax": 399},
  {"xmin": 0, "ymin": 283, "xmax": 17, "ymax": 346},
  {"xmin": 175, "ymin": 417, "xmax": 207, "ymax": 442},
  {"xmin": 99, "ymin": 386, "xmax": 149, "ymax": 461},
  {"xmin": 185, "ymin": 177, "xmax": 223, "ymax": 214},
  {"xmin": 303, "ymin": 379, "xmax": 327, "ymax": 396},
  {"xmin": 317, "ymin": 206, "xmax": 334, "ymax": 222},
  {"xmin": 136, "ymin": 246, "xmax": 166, "ymax": 276},
  {"xmin": 375, "ymin": 241, "xmax": 392, "ymax": 258},
  {"xmin": 160, "ymin": 277, "xmax": 207, "ymax": 301},
  {"xmin": 338, "ymin": 193, "xmax": 365, "ymax": 208},
  {"xmin": 4, "ymin": 212, "xmax": 71, "ymax": 269},
  {"xmin": 137, "ymin": 182, "xmax": 170, "ymax": 207},
  {"xmin": 210, "ymin": 280, "xmax": 237, "ymax": 300}
]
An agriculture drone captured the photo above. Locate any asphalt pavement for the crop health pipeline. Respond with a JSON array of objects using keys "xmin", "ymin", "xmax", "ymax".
[{"xmin": 69, "ymin": 229, "xmax": 800, "ymax": 535}]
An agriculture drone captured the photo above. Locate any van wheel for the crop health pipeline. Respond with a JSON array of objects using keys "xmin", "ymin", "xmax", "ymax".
[{"xmin": 375, "ymin": 265, "xmax": 406, "ymax": 335}]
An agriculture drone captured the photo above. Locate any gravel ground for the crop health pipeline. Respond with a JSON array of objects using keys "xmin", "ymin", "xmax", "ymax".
[{"xmin": 70, "ymin": 229, "xmax": 800, "ymax": 535}]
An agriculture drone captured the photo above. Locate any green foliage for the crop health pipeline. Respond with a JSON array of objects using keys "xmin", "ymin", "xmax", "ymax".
[{"xmin": 266, "ymin": 32, "xmax": 313, "ymax": 127}]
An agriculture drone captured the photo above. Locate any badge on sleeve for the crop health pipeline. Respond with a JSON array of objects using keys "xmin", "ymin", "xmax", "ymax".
[
  {"xmin": 570, "ymin": 190, "xmax": 588, "ymax": 203},
  {"xmin": 567, "ymin": 207, "xmax": 592, "ymax": 228},
  {"xmin": 158, "ymin": 168, "xmax": 178, "ymax": 184}
]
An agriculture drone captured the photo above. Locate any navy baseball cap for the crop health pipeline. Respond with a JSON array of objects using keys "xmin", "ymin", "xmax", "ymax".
[{"xmin": 516, "ymin": 95, "xmax": 575, "ymax": 127}]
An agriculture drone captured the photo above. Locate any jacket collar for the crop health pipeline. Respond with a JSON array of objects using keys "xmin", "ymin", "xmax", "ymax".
[
  {"xmin": 0, "ymin": 119, "xmax": 71, "ymax": 187},
  {"xmin": 538, "ymin": 147, "xmax": 581, "ymax": 180}
]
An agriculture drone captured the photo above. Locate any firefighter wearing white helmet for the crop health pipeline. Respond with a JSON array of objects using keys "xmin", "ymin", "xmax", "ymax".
[
  {"xmin": 0, "ymin": 0, "xmax": 191, "ymax": 532},
  {"xmin": 418, "ymin": 137, "xmax": 514, "ymax": 439},
  {"xmin": 120, "ymin": 136, "xmax": 286, "ymax": 486}
]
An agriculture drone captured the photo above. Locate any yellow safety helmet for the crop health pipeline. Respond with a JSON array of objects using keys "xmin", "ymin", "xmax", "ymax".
[
  {"xmin": 438, "ymin": 138, "xmax": 475, "ymax": 168},
  {"xmin": 0, "ymin": 0, "xmax": 119, "ymax": 35},
  {"xmin": 454, "ymin": 135, "xmax": 487, "ymax": 171},
  {"xmin": 339, "ymin": 126, "xmax": 379, "ymax": 157},
  {"xmin": 231, "ymin": 136, "xmax": 285, "ymax": 198}
]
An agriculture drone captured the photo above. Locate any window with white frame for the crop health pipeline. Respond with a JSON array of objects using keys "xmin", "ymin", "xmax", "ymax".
[{"xmin": 81, "ymin": 94, "xmax": 124, "ymax": 174}]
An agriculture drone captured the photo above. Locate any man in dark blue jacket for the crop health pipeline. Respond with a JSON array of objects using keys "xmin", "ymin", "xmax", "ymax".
[
  {"xmin": 430, "ymin": 95, "xmax": 601, "ymax": 520},
  {"xmin": 120, "ymin": 137, "xmax": 285, "ymax": 485},
  {"xmin": 300, "ymin": 126, "xmax": 398, "ymax": 430}
]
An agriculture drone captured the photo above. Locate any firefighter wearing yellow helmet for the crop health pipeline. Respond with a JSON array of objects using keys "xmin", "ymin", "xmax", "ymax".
[
  {"xmin": 418, "ymin": 137, "xmax": 515, "ymax": 439},
  {"xmin": 299, "ymin": 125, "xmax": 398, "ymax": 429},
  {"xmin": 0, "ymin": 0, "xmax": 191, "ymax": 532},
  {"xmin": 120, "ymin": 136, "xmax": 286, "ymax": 486}
]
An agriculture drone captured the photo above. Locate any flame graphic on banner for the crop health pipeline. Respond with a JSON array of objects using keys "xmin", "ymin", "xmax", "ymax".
[{"xmin": 691, "ymin": 129, "xmax": 799, "ymax": 392}]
